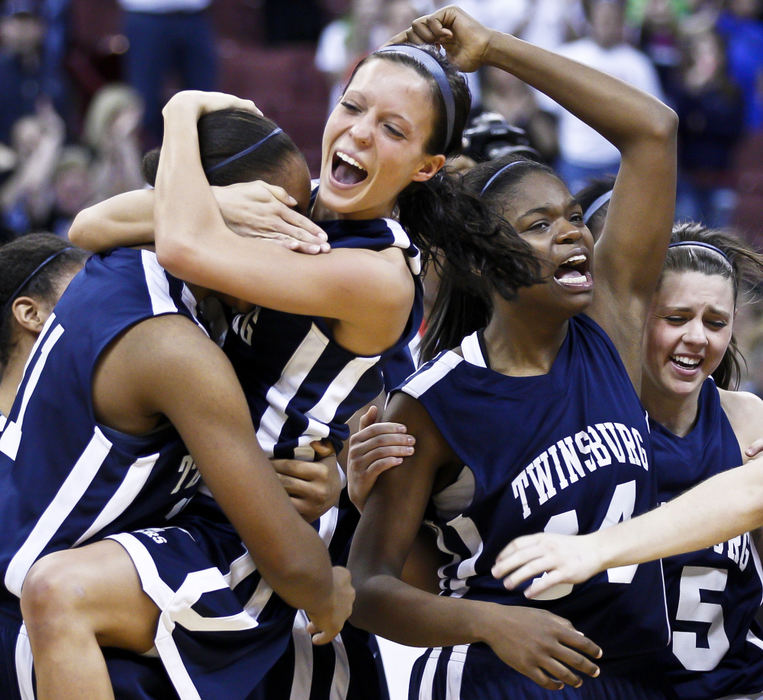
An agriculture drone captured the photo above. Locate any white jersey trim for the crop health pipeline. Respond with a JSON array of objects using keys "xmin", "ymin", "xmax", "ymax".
[
  {"xmin": 258, "ymin": 324, "xmax": 330, "ymax": 454},
  {"xmin": 403, "ymin": 352, "xmax": 462, "ymax": 400},
  {"xmin": 5, "ymin": 427, "xmax": 114, "ymax": 596},
  {"xmin": 0, "ymin": 321, "xmax": 64, "ymax": 461},
  {"xmin": 73, "ymin": 451, "xmax": 161, "ymax": 546},
  {"xmin": 14, "ymin": 623, "xmax": 34, "ymax": 700}
]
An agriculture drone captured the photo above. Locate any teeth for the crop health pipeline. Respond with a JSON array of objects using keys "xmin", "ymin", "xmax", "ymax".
[
  {"xmin": 557, "ymin": 274, "xmax": 588, "ymax": 285},
  {"xmin": 672, "ymin": 355, "xmax": 701, "ymax": 367},
  {"xmin": 563, "ymin": 254, "xmax": 587, "ymax": 267},
  {"xmin": 336, "ymin": 151, "xmax": 366, "ymax": 172}
]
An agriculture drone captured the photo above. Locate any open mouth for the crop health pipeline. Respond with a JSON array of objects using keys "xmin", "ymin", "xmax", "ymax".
[
  {"xmin": 671, "ymin": 354, "xmax": 702, "ymax": 370},
  {"xmin": 553, "ymin": 253, "xmax": 592, "ymax": 289},
  {"xmin": 331, "ymin": 151, "xmax": 368, "ymax": 186}
]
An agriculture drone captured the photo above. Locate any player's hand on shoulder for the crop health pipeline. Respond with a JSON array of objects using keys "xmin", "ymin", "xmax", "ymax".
[
  {"xmin": 306, "ymin": 566, "xmax": 355, "ymax": 645},
  {"xmin": 213, "ymin": 181, "xmax": 329, "ymax": 254},
  {"xmin": 481, "ymin": 604, "xmax": 602, "ymax": 690},
  {"xmin": 347, "ymin": 405, "xmax": 415, "ymax": 512}
]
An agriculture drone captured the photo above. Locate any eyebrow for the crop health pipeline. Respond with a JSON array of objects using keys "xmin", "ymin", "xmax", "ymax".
[{"xmin": 663, "ymin": 305, "xmax": 732, "ymax": 317}]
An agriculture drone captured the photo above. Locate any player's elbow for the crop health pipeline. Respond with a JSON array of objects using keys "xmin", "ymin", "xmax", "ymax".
[
  {"xmin": 68, "ymin": 205, "xmax": 101, "ymax": 251},
  {"xmin": 154, "ymin": 224, "xmax": 197, "ymax": 278}
]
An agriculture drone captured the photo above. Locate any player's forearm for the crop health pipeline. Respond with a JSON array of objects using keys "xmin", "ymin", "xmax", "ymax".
[
  {"xmin": 69, "ymin": 190, "xmax": 155, "ymax": 252},
  {"xmin": 597, "ymin": 456, "xmax": 763, "ymax": 568},
  {"xmin": 259, "ymin": 520, "xmax": 337, "ymax": 611},
  {"xmin": 350, "ymin": 573, "xmax": 494, "ymax": 648},
  {"xmin": 155, "ymin": 100, "xmax": 223, "ymax": 280}
]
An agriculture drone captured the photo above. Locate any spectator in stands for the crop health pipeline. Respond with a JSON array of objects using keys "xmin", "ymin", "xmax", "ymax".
[
  {"xmin": 715, "ymin": 0, "xmax": 763, "ymax": 131},
  {"xmin": 82, "ymin": 82, "xmax": 145, "ymax": 203},
  {"xmin": 118, "ymin": 0, "xmax": 218, "ymax": 148},
  {"xmin": 0, "ymin": 0, "xmax": 68, "ymax": 144},
  {"xmin": 535, "ymin": 0, "xmax": 664, "ymax": 193},
  {"xmin": 632, "ymin": 0, "xmax": 684, "ymax": 90},
  {"xmin": 43, "ymin": 144, "xmax": 92, "ymax": 238},
  {"xmin": 0, "ymin": 100, "xmax": 63, "ymax": 236},
  {"xmin": 669, "ymin": 28, "xmax": 745, "ymax": 227}
]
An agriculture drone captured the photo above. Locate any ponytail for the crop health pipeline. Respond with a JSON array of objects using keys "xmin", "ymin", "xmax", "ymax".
[{"xmin": 407, "ymin": 167, "xmax": 541, "ymax": 362}]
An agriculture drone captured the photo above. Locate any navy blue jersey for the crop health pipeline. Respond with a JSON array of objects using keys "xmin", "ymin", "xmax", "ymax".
[
  {"xmin": 192, "ymin": 217, "xmax": 420, "ymax": 700},
  {"xmin": 223, "ymin": 216, "xmax": 422, "ymax": 460},
  {"xmin": 398, "ymin": 315, "xmax": 670, "ymax": 695},
  {"xmin": 653, "ymin": 379, "xmax": 763, "ymax": 698},
  {"xmin": 0, "ymin": 248, "xmax": 202, "ymax": 607},
  {"xmin": 0, "ymin": 248, "xmax": 206, "ymax": 699}
]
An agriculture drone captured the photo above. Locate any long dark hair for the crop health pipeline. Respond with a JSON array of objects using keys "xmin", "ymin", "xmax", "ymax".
[
  {"xmin": 344, "ymin": 49, "xmax": 541, "ymax": 359},
  {"xmin": 141, "ymin": 109, "xmax": 304, "ymax": 187},
  {"xmin": 419, "ymin": 155, "xmax": 549, "ymax": 361},
  {"xmin": 663, "ymin": 222, "xmax": 763, "ymax": 390},
  {"xmin": 0, "ymin": 233, "xmax": 90, "ymax": 364}
]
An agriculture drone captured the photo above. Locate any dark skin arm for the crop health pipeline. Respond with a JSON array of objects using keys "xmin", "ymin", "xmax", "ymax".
[
  {"xmin": 348, "ymin": 393, "xmax": 602, "ymax": 690},
  {"xmin": 92, "ymin": 313, "xmax": 353, "ymax": 643},
  {"xmin": 392, "ymin": 5, "xmax": 678, "ymax": 389}
]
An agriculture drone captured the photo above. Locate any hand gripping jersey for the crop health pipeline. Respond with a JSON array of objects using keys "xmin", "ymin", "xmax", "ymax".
[
  {"xmin": 399, "ymin": 315, "xmax": 671, "ymax": 699},
  {"xmin": 652, "ymin": 378, "xmax": 763, "ymax": 699},
  {"xmin": 114, "ymin": 217, "xmax": 421, "ymax": 700},
  {"xmin": 0, "ymin": 248, "xmax": 204, "ymax": 698}
]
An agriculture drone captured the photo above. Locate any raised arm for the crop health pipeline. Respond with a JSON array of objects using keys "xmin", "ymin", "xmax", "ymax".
[
  {"xmin": 394, "ymin": 5, "xmax": 678, "ymax": 384},
  {"xmin": 153, "ymin": 91, "xmax": 413, "ymax": 355},
  {"xmin": 348, "ymin": 393, "xmax": 602, "ymax": 690}
]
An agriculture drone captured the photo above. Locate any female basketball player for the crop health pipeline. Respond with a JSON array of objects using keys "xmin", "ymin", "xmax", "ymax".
[
  {"xmin": 39, "ymin": 44, "xmax": 591, "ymax": 699},
  {"xmin": 492, "ymin": 224, "xmax": 763, "ymax": 699},
  {"xmin": 346, "ymin": 5, "xmax": 678, "ymax": 697},
  {"xmin": 0, "ymin": 111, "xmax": 355, "ymax": 700},
  {"xmin": 0, "ymin": 234, "xmax": 89, "ymax": 420}
]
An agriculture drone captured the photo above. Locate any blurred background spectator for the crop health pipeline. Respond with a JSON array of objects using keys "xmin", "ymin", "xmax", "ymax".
[
  {"xmin": 534, "ymin": 0, "xmax": 665, "ymax": 194},
  {"xmin": 0, "ymin": 0, "xmax": 70, "ymax": 143},
  {"xmin": 117, "ymin": 0, "xmax": 218, "ymax": 149},
  {"xmin": 668, "ymin": 27, "xmax": 744, "ymax": 227},
  {"xmin": 0, "ymin": 0, "xmax": 758, "ymax": 392}
]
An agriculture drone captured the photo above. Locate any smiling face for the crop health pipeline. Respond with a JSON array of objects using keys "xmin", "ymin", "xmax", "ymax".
[
  {"xmin": 498, "ymin": 170, "xmax": 594, "ymax": 316},
  {"xmin": 642, "ymin": 270, "xmax": 735, "ymax": 400},
  {"xmin": 318, "ymin": 57, "xmax": 445, "ymax": 220}
]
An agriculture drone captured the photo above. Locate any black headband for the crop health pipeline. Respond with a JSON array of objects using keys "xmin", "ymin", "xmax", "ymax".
[{"xmin": 3, "ymin": 247, "xmax": 74, "ymax": 313}]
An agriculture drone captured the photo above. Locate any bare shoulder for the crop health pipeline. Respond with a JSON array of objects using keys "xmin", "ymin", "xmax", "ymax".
[
  {"xmin": 99, "ymin": 313, "xmax": 234, "ymax": 404},
  {"xmin": 719, "ymin": 388, "xmax": 763, "ymax": 451}
]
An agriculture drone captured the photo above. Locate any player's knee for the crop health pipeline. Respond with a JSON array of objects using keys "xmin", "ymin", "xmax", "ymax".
[{"xmin": 21, "ymin": 552, "xmax": 90, "ymax": 634}]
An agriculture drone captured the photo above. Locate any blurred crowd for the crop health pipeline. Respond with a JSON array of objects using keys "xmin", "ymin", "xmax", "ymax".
[{"xmin": 0, "ymin": 0, "xmax": 760, "ymax": 392}]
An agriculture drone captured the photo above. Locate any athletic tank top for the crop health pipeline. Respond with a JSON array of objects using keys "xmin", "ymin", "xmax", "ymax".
[
  {"xmin": 397, "ymin": 314, "xmax": 670, "ymax": 671},
  {"xmin": 653, "ymin": 378, "xmax": 763, "ymax": 697}
]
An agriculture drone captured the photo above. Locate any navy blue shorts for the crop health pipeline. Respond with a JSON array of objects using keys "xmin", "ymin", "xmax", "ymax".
[
  {"xmin": 0, "ymin": 605, "xmax": 176, "ymax": 700},
  {"xmin": 109, "ymin": 502, "xmax": 296, "ymax": 700},
  {"xmin": 409, "ymin": 644, "xmax": 672, "ymax": 700}
]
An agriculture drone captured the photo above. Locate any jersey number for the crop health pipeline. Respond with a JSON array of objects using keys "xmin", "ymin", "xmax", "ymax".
[
  {"xmin": 672, "ymin": 565, "xmax": 729, "ymax": 671},
  {"xmin": 533, "ymin": 481, "xmax": 638, "ymax": 600}
]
